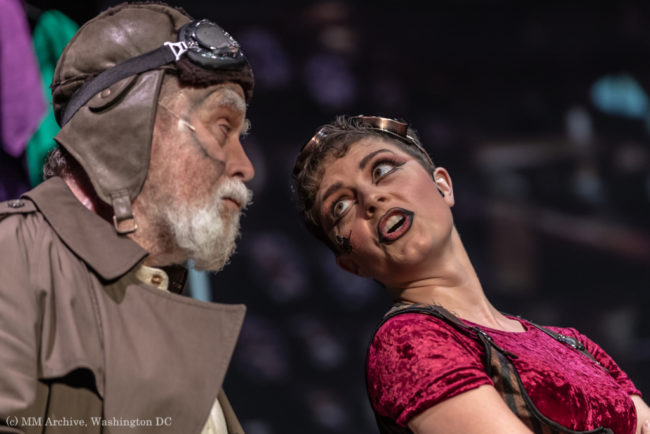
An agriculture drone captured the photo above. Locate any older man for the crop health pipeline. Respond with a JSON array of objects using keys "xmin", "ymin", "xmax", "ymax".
[{"xmin": 0, "ymin": 3, "xmax": 255, "ymax": 433}]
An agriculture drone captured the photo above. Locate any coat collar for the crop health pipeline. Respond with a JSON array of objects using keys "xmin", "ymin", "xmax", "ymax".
[{"xmin": 23, "ymin": 177, "xmax": 148, "ymax": 280}]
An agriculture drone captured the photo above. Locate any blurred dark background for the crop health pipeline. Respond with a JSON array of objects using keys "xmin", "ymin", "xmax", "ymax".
[{"xmin": 4, "ymin": 1, "xmax": 650, "ymax": 433}]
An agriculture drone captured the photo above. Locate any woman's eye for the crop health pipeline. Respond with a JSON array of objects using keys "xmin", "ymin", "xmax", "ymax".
[
  {"xmin": 332, "ymin": 198, "xmax": 352, "ymax": 218},
  {"xmin": 372, "ymin": 162, "xmax": 395, "ymax": 181}
]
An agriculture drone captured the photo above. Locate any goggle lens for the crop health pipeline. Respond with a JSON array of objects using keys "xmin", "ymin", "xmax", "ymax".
[{"xmin": 180, "ymin": 19, "xmax": 246, "ymax": 69}]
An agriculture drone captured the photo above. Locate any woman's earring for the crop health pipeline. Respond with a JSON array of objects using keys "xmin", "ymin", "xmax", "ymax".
[
  {"xmin": 433, "ymin": 173, "xmax": 446, "ymax": 198},
  {"xmin": 435, "ymin": 184, "xmax": 445, "ymax": 198}
]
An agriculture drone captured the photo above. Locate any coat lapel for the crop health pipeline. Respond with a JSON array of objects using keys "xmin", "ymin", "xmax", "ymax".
[{"xmin": 99, "ymin": 274, "xmax": 245, "ymax": 433}]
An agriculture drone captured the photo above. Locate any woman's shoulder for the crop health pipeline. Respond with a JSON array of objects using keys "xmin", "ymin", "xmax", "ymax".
[
  {"xmin": 367, "ymin": 311, "xmax": 493, "ymax": 426},
  {"xmin": 374, "ymin": 310, "xmax": 465, "ymax": 339},
  {"xmin": 369, "ymin": 311, "xmax": 483, "ymax": 364}
]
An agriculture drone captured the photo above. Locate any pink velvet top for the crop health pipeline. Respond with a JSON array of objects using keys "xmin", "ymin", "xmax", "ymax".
[{"xmin": 367, "ymin": 313, "xmax": 641, "ymax": 433}]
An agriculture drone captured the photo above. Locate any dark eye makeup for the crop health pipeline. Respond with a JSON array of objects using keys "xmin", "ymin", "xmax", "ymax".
[{"xmin": 371, "ymin": 157, "xmax": 405, "ymax": 183}]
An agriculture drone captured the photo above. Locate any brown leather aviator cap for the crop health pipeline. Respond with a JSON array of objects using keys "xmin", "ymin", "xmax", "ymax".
[{"xmin": 51, "ymin": 2, "xmax": 254, "ymax": 233}]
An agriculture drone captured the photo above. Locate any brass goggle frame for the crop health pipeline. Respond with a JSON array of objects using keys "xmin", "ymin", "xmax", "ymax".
[{"xmin": 300, "ymin": 115, "xmax": 434, "ymax": 167}]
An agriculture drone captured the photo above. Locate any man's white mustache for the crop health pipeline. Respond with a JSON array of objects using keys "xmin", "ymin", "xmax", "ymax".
[{"xmin": 217, "ymin": 179, "xmax": 253, "ymax": 211}]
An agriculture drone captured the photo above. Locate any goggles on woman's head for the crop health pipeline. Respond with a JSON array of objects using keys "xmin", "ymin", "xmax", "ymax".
[
  {"xmin": 61, "ymin": 19, "xmax": 248, "ymax": 125},
  {"xmin": 300, "ymin": 115, "xmax": 434, "ymax": 168}
]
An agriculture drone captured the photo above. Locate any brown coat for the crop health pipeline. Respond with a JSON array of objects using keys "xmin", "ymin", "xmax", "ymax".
[{"xmin": 0, "ymin": 178, "xmax": 246, "ymax": 434}]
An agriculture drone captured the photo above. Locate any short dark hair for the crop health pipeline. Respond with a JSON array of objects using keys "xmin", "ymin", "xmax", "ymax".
[{"xmin": 291, "ymin": 115, "xmax": 434, "ymax": 254}]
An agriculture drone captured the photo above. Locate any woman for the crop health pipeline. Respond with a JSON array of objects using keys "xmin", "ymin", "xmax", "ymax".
[{"xmin": 291, "ymin": 115, "xmax": 650, "ymax": 434}]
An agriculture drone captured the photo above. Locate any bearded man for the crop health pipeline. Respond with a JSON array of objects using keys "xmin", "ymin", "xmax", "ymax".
[{"xmin": 0, "ymin": 3, "xmax": 256, "ymax": 433}]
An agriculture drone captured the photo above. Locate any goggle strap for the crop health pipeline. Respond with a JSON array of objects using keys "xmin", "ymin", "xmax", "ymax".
[
  {"xmin": 61, "ymin": 44, "xmax": 176, "ymax": 125},
  {"xmin": 164, "ymin": 41, "xmax": 189, "ymax": 61}
]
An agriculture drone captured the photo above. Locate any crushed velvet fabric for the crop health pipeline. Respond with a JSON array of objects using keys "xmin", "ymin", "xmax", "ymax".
[{"xmin": 367, "ymin": 313, "xmax": 640, "ymax": 433}]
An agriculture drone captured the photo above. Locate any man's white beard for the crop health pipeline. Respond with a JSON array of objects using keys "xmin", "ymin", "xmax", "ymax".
[{"xmin": 164, "ymin": 179, "xmax": 253, "ymax": 271}]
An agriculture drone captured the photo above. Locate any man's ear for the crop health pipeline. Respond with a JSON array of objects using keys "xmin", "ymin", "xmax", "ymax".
[
  {"xmin": 335, "ymin": 255, "xmax": 367, "ymax": 277},
  {"xmin": 433, "ymin": 167, "xmax": 455, "ymax": 207}
]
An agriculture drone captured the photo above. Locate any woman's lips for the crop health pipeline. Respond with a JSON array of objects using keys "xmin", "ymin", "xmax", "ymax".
[{"xmin": 377, "ymin": 207, "xmax": 414, "ymax": 243}]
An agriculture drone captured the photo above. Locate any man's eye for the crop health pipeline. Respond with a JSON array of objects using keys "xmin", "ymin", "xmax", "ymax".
[
  {"xmin": 219, "ymin": 123, "xmax": 232, "ymax": 136},
  {"xmin": 202, "ymin": 117, "xmax": 231, "ymax": 139},
  {"xmin": 332, "ymin": 198, "xmax": 353, "ymax": 218}
]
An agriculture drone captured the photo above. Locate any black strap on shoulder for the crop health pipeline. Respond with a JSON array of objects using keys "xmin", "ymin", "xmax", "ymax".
[
  {"xmin": 380, "ymin": 303, "xmax": 518, "ymax": 360},
  {"xmin": 381, "ymin": 304, "xmax": 604, "ymax": 369},
  {"xmin": 522, "ymin": 320, "xmax": 609, "ymax": 373},
  {"xmin": 367, "ymin": 303, "xmax": 614, "ymax": 434},
  {"xmin": 382, "ymin": 303, "xmax": 470, "ymax": 332}
]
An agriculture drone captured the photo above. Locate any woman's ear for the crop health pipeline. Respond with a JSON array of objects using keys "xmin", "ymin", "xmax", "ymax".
[{"xmin": 433, "ymin": 167, "xmax": 455, "ymax": 206}]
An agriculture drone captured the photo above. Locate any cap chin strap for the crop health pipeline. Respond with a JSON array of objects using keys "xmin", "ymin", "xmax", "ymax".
[
  {"xmin": 62, "ymin": 42, "xmax": 184, "ymax": 233},
  {"xmin": 111, "ymin": 190, "xmax": 138, "ymax": 234}
]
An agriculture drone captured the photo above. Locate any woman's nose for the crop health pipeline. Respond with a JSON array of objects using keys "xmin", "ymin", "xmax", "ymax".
[{"xmin": 362, "ymin": 189, "xmax": 385, "ymax": 218}]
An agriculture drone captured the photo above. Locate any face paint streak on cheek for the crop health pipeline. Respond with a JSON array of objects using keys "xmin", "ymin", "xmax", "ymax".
[
  {"xmin": 188, "ymin": 130, "xmax": 226, "ymax": 176},
  {"xmin": 335, "ymin": 230, "xmax": 353, "ymax": 255},
  {"xmin": 177, "ymin": 118, "xmax": 195, "ymax": 133}
]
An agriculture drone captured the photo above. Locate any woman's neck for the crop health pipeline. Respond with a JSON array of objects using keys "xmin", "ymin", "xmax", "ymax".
[{"xmin": 387, "ymin": 228, "xmax": 523, "ymax": 332}]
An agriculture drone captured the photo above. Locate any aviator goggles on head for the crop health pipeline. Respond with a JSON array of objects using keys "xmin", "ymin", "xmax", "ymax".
[
  {"xmin": 300, "ymin": 115, "xmax": 435, "ymax": 168},
  {"xmin": 61, "ymin": 19, "xmax": 248, "ymax": 125}
]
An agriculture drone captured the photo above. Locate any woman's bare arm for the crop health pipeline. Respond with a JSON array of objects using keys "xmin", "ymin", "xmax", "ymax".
[
  {"xmin": 408, "ymin": 385, "xmax": 533, "ymax": 434},
  {"xmin": 632, "ymin": 395, "xmax": 650, "ymax": 434}
]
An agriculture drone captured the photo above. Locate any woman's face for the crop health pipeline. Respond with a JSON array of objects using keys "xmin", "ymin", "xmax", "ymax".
[{"xmin": 315, "ymin": 137, "xmax": 456, "ymax": 288}]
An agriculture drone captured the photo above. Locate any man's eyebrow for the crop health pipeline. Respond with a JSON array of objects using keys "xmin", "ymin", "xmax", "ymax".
[
  {"xmin": 358, "ymin": 148, "xmax": 396, "ymax": 169},
  {"xmin": 216, "ymin": 91, "xmax": 246, "ymax": 113},
  {"xmin": 195, "ymin": 86, "xmax": 247, "ymax": 114},
  {"xmin": 193, "ymin": 87, "xmax": 249, "ymax": 135},
  {"xmin": 241, "ymin": 118, "xmax": 251, "ymax": 136}
]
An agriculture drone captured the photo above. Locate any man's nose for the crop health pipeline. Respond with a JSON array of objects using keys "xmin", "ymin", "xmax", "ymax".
[{"xmin": 225, "ymin": 139, "xmax": 255, "ymax": 182}]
